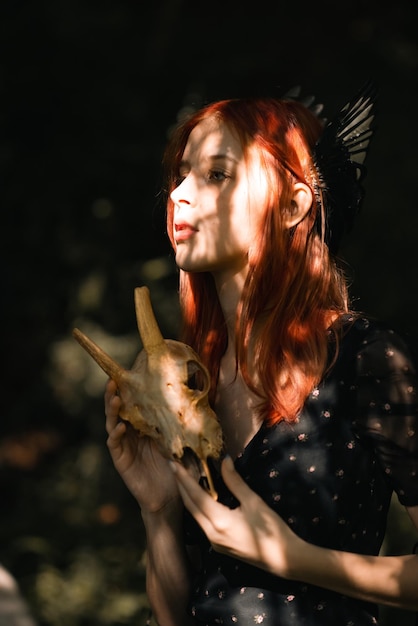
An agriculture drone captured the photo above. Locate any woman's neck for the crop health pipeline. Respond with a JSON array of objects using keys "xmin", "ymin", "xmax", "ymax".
[{"xmin": 212, "ymin": 265, "xmax": 248, "ymax": 345}]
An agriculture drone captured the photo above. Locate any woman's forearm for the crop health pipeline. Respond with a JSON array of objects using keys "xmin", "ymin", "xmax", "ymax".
[
  {"xmin": 172, "ymin": 455, "xmax": 418, "ymax": 612},
  {"xmin": 288, "ymin": 540, "xmax": 418, "ymax": 611},
  {"xmin": 142, "ymin": 504, "xmax": 196, "ymax": 626}
]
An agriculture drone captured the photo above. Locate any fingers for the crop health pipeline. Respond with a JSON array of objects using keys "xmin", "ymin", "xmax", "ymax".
[
  {"xmin": 220, "ymin": 456, "xmax": 254, "ymax": 503},
  {"xmin": 171, "ymin": 461, "xmax": 219, "ymax": 526},
  {"xmin": 172, "ymin": 455, "xmax": 253, "ymax": 519},
  {"xmin": 104, "ymin": 377, "xmax": 118, "ymax": 400},
  {"xmin": 104, "ymin": 378, "xmax": 121, "ymax": 435}
]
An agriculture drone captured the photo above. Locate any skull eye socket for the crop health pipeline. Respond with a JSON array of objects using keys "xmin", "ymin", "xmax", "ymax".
[{"xmin": 187, "ymin": 360, "xmax": 209, "ymax": 394}]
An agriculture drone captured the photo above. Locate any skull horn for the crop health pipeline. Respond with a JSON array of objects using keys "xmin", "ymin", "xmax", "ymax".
[
  {"xmin": 134, "ymin": 286, "xmax": 165, "ymax": 353},
  {"xmin": 72, "ymin": 328, "xmax": 126, "ymax": 383}
]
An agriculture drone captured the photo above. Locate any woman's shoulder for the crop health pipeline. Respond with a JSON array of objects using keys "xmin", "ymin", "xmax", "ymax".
[{"xmin": 335, "ymin": 313, "xmax": 417, "ymax": 379}]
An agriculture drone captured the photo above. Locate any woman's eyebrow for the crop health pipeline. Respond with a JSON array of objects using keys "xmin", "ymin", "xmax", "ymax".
[
  {"xmin": 180, "ymin": 154, "xmax": 239, "ymax": 168},
  {"xmin": 208, "ymin": 153, "xmax": 239, "ymax": 163}
]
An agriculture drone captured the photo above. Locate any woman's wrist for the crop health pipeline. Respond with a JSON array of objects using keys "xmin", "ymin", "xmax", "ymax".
[
  {"xmin": 276, "ymin": 532, "xmax": 313, "ymax": 581},
  {"xmin": 285, "ymin": 540, "xmax": 325, "ymax": 582},
  {"xmin": 140, "ymin": 496, "xmax": 184, "ymax": 528}
]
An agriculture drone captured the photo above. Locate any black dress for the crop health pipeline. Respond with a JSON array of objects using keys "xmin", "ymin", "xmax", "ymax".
[{"xmin": 185, "ymin": 316, "xmax": 418, "ymax": 625}]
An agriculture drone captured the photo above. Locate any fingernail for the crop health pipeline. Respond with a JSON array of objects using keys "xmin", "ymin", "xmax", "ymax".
[{"xmin": 169, "ymin": 460, "xmax": 177, "ymax": 473}]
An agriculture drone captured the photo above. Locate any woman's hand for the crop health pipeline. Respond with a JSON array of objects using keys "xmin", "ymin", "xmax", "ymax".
[
  {"xmin": 173, "ymin": 458, "xmax": 418, "ymax": 610},
  {"xmin": 171, "ymin": 455, "xmax": 306, "ymax": 579},
  {"xmin": 105, "ymin": 379, "xmax": 181, "ymax": 515}
]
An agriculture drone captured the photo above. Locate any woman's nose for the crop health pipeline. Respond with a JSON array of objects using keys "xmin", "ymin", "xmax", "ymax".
[{"xmin": 170, "ymin": 175, "xmax": 193, "ymax": 206}]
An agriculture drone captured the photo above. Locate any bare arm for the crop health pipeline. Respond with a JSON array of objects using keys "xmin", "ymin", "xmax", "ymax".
[
  {"xmin": 285, "ymin": 521, "xmax": 418, "ymax": 611},
  {"xmin": 142, "ymin": 503, "xmax": 195, "ymax": 626},
  {"xmin": 105, "ymin": 380, "xmax": 196, "ymax": 625},
  {"xmin": 172, "ymin": 456, "xmax": 418, "ymax": 611}
]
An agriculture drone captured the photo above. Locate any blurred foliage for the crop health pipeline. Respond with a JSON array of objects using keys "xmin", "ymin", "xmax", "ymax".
[{"xmin": 1, "ymin": 0, "xmax": 418, "ymax": 624}]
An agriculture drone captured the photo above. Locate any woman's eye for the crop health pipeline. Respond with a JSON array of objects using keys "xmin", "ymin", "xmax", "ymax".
[{"xmin": 208, "ymin": 169, "xmax": 228, "ymax": 182}]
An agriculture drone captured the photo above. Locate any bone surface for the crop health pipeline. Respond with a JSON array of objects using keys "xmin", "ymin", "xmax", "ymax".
[{"xmin": 73, "ymin": 286, "xmax": 223, "ymax": 498}]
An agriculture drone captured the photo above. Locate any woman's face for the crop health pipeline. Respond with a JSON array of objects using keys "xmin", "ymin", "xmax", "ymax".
[{"xmin": 170, "ymin": 116, "xmax": 270, "ymax": 279}]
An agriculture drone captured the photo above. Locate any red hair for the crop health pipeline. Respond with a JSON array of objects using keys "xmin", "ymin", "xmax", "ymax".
[{"xmin": 163, "ymin": 98, "xmax": 351, "ymax": 424}]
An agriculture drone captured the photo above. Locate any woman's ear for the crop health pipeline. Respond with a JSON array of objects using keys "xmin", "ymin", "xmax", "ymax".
[{"xmin": 284, "ymin": 182, "xmax": 313, "ymax": 229}]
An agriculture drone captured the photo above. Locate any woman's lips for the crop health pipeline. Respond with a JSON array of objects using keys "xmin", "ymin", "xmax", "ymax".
[{"xmin": 174, "ymin": 222, "xmax": 198, "ymax": 242}]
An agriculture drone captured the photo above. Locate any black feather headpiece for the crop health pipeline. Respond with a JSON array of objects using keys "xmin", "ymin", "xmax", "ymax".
[{"xmin": 285, "ymin": 81, "xmax": 377, "ymax": 254}]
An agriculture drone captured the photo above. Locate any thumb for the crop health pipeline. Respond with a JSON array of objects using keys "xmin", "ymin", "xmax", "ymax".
[{"xmin": 221, "ymin": 455, "xmax": 255, "ymax": 502}]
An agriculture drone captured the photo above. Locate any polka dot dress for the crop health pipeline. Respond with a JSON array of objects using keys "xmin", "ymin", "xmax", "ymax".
[{"xmin": 186, "ymin": 317, "xmax": 418, "ymax": 625}]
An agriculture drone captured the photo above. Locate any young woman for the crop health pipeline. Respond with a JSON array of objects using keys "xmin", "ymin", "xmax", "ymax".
[{"xmin": 105, "ymin": 84, "xmax": 418, "ymax": 625}]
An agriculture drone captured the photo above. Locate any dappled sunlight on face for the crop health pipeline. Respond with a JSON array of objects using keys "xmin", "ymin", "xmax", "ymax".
[{"xmin": 170, "ymin": 117, "xmax": 271, "ymax": 280}]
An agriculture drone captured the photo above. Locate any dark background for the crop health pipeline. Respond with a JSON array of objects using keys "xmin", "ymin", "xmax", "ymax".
[{"xmin": 1, "ymin": 1, "xmax": 418, "ymax": 624}]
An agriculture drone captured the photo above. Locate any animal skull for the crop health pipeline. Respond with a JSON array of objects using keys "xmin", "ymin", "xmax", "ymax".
[{"xmin": 73, "ymin": 286, "xmax": 223, "ymax": 498}]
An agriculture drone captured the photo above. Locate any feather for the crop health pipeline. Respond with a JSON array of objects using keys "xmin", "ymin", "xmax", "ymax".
[{"xmin": 312, "ymin": 80, "xmax": 378, "ymax": 253}]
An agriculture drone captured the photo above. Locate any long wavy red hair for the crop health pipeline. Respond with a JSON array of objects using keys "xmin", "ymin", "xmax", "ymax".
[{"xmin": 163, "ymin": 97, "xmax": 351, "ymax": 424}]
